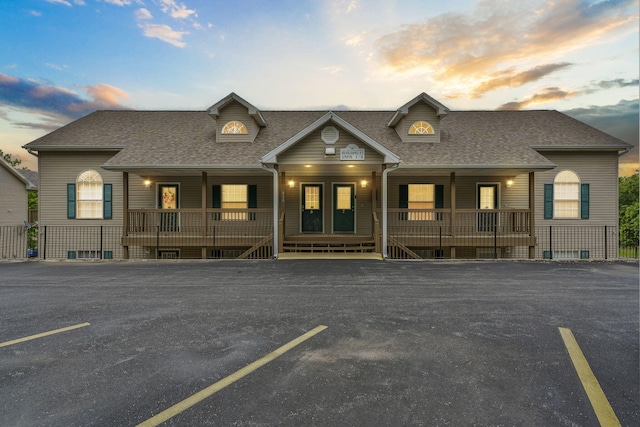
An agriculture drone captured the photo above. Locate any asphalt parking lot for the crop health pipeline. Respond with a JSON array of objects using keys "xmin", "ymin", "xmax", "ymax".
[{"xmin": 0, "ymin": 260, "xmax": 638, "ymax": 426}]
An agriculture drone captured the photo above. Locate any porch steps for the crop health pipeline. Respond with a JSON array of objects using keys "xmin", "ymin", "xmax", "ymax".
[
  {"xmin": 387, "ymin": 236, "xmax": 422, "ymax": 259},
  {"xmin": 282, "ymin": 236, "xmax": 376, "ymax": 253},
  {"xmin": 237, "ymin": 234, "xmax": 273, "ymax": 259}
]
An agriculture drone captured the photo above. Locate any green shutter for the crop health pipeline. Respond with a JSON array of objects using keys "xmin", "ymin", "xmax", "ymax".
[
  {"xmin": 103, "ymin": 184, "xmax": 112, "ymax": 220},
  {"xmin": 248, "ymin": 185, "xmax": 258, "ymax": 208},
  {"xmin": 544, "ymin": 184, "xmax": 553, "ymax": 219},
  {"xmin": 435, "ymin": 185, "xmax": 444, "ymax": 208},
  {"xmin": 212, "ymin": 185, "xmax": 221, "ymax": 220},
  {"xmin": 212, "ymin": 185, "xmax": 221, "ymax": 208},
  {"xmin": 248, "ymin": 184, "xmax": 257, "ymax": 221},
  {"xmin": 581, "ymin": 184, "xmax": 589, "ymax": 220},
  {"xmin": 399, "ymin": 185, "xmax": 408, "ymax": 209},
  {"xmin": 67, "ymin": 184, "xmax": 76, "ymax": 219}
]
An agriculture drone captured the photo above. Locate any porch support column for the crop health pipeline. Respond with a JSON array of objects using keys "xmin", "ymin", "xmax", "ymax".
[
  {"xmin": 122, "ymin": 172, "xmax": 129, "ymax": 259},
  {"xmin": 450, "ymin": 172, "xmax": 456, "ymax": 259},
  {"xmin": 201, "ymin": 171, "xmax": 207, "ymax": 259},
  {"xmin": 528, "ymin": 172, "xmax": 536, "ymax": 259}
]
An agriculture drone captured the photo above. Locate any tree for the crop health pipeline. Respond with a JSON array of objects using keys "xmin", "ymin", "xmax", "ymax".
[
  {"xmin": 0, "ymin": 149, "xmax": 22, "ymax": 167},
  {"xmin": 619, "ymin": 174, "xmax": 639, "ymax": 248}
]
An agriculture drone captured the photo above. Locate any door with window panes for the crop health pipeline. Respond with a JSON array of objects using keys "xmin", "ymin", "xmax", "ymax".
[
  {"xmin": 333, "ymin": 183, "xmax": 355, "ymax": 233},
  {"xmin": 477, "ymin": 184, "xmax": 498, "ymax": 232},
  {"xmin": 301, "ymin": 184, "xmax": 322, "ymax": 232}
]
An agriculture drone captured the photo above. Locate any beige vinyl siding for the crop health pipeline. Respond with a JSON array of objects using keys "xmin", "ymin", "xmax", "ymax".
[
  {"xmin": 535, "ymin": 151, "xmax": 619, "ymax": 225},
  {"xmin": 388, "ymin": 174, "xmax": 530, "ymax": 209},
  {"xmin": 0, "ymin": 165, "xmax": 29, "ymax": 226},
  {"xmin": 128, "ymin": 174, "xmax": 273, "ymax": 209},
  {"xmin": 283, "ymin": 176, "xmax": 373, "ymax": 236},
  {"xmin": 216, "ymin": 100, "xmax": 259, "ymax": 143},
  {"xmin": 395, "ymin": 102, "xmax": 440, "ymax": 143},
  {"xmin": 38, "ymin": 151, "xmax": 122, "ymax": 225},
  {"xmin": 277, "ymin": 125, "xmax": 383, "ymax": 165}
]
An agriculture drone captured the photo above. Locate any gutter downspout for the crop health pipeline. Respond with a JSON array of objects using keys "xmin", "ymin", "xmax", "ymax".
[
  {"xmin": 382, "ymin": 163, "xmax": 399, "ymax": 258},
  {"xmin": 261, "ymin": 163, "xmax": 279, "ymax": 258}
]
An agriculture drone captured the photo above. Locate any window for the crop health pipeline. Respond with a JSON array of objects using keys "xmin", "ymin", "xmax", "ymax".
[
  {"xmin": 408, "ymin": 184, "xmax": 435, "ymax": 220},
  {"xmin": 221, "ymin": 121, "xmax": 248, "ymax": 134},
  {"xmin": 408, "ymin": 121, "xmax": 435, "ymax": 135},
  {"xmin": 222, "ymin": 184, "xmax": 248, "ymax": 220},
  {"xmin": 554, "ymin": 170, "xmax": 580, "ymax": 218},
  {"xmin": 77, "ymin": 170, "xmax": 103, "ymax": 219}
]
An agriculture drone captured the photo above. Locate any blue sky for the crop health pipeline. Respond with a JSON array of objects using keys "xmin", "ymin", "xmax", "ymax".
[{"xmin": 1, "ymin": 0, "xmax": 638, "ymax": 173}]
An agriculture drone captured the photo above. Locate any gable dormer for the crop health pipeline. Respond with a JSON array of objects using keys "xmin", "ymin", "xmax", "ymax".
[
  {"xmin": 388, "ymin": 93, "xmax": 449, "ymax": 143},
  {"xmin": 207, "ymin": 92, "xmax": 266, "ymax": 143}
]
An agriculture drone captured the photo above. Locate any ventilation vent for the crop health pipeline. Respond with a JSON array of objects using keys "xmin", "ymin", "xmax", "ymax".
[{"xmin": 321, "ymin": 126, "xmax": 339, "ymax": 144}]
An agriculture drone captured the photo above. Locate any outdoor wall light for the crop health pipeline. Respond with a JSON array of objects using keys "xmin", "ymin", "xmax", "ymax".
[
  {"xmin": 144, "ymin": 179, "xmax": 152, "ymax": 188},
  {"xmin": 288, "ymin": 180, "xmax": 295, "ymax": 188},
  {"xmin": 506, "ymin": 179, "xmax": 514, "ymax": 188},
  {"xmin": 361, "ymin": 180, "xmax": 368, "ymax": 188}
]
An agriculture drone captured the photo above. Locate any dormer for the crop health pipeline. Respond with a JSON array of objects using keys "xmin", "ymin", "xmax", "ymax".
[
  {"xmin": 207, "ymin": 92, "xmax": 266, "ymax": 143},
  {"xmin": 388, "ymin": 93, "xmax": 449, "ymax": 143}
]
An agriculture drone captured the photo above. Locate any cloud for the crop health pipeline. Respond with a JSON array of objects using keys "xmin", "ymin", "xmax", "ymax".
[
  {"xmin": 589, "ymin": 78, "xmax": 639, "ymax": 91},
  {"xmin": 374, "ymin": 0, "xmax": 638, "ymax": 84},
  {"xmin": 135, "ymin": 8, "xmax": 153, "ymax": 20},
  {"xmin": 564, "ymin": 99, "xmax": 639, "ymax": 174},
  {"xmin": 45, "ymin": 0, "xmax": 72, "ymax": 6},
  {"xmin": 472, "ymin": 63, "xmax": 573, "ymax": 97},
  {"xmin": 138, "ymin": 23, "xmax": 188, "ymax": 47},
  {"xmin": 159, "ymin": 0, "xmax": 196, "ymax": 19},
  {"xmin": 104, "ymin": 0, "xmax": 133, "ymax": 5},
  {"xmin": 498, "ymin": 87, "xmax": 578, "ymax": 110},
  {"xmin": 0, "ymin": 73, "xmax": 131, "ymax": 130}
]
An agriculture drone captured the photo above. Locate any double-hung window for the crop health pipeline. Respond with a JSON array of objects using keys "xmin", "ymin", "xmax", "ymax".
[
  {"xmin": 409, "ymin": 184, "xmax": 435, "ymax": 220},
  {"xmin": 222, "ymin": 184, "xmax": 248, "ymax": 220}
]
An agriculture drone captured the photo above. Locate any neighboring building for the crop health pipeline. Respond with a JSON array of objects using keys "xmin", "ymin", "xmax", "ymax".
[
  {"xmin": 0, "ymin": 160, "xmax": 37, "ymax": 226},
  {"xmin": 22, "ymin": 92, "xmax": 631, "ymax": 260}
]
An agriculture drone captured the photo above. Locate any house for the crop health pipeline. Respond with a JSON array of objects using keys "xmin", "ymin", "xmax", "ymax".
[
  {"xmin": 0, "ymin": 160, "xmax": 37, "ymax": 226},
  {"xmin": 22, "ymin": 92, "xmax": 631, "ymax": 260}
]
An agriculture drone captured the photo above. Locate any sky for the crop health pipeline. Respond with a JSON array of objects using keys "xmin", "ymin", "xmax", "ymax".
[{"xmin": 0, "ymin": 0, "xmax": 638, "ymax": 174}]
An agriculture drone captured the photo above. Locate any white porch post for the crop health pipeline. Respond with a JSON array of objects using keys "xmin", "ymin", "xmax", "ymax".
[{"xmin": 262, "ymin": 164, "xmax": 279, "ymax": 258}]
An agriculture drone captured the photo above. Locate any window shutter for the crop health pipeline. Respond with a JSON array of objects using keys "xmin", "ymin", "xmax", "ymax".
[
  {"xmin": 544, "ymin": 184, "xmax": 553, "ymax": 219},
  {"xmin": 212, "ymin": 185, "xmax": 221, "ymax": 208},
  {"xmin": 399, "ymin": 185, "xmax": 408, "ymax": 208},
  {"xmin": 67, "ymin": 184, "xmax": 76, "ymax": 219},
  {"xmin": 399, "ymin": 184, "xmax": 408, "ymax": 221},
  {"xmin": 435, "ymin": 185, "xmax": 444, "ymax": 208},
  {"xmin": 248, "ymin": 185, "xmax": 258, "ymax": 208},
  {"xmin": 248, "ymin": 184, "xmax": 257, "ymax": 221},
  {"xmin": 580, "ymin": 184, "xmax": 589, "ymax": 219},
  {"xmin": 103, "ymin": 184, "xmax": 112, "ymax": 220},
  {"xmin": 212, "ymin": 185, "xmax": 221, "ymax": 220}
]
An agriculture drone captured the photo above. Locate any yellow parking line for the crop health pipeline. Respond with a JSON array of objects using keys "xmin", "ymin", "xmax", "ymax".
[
  {"xmin": 137, "ymin": 325, "xmax": 328, "ymax": 427},
  {"xmin": 0, "ymin": 322, "xmax": 91, "ymax": 348},
  {"xmin": 559, "ymin": 327, "xmax": 621, "ymax": 427}
]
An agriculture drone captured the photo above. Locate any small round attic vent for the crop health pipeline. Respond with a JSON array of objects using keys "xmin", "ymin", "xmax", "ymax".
[{"xmin": 321, "ymin": 126, "xmax": 339, "ymax": 144}]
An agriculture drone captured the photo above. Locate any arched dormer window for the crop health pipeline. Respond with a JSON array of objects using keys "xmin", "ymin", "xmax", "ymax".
[
  {"xmin": 77, "ymin": 170, "xmax": 103, "ymax": 219},
  {"xmin": 408, "ymin": 121, "xmax": 435, "ymax": 135},
  {"xmin": 221, "ymin": 121, "xmax": 248, "ymax": 135},
  {"xmin": 553, "ymin": 170, "xmax": 580, "ymax": 218}
]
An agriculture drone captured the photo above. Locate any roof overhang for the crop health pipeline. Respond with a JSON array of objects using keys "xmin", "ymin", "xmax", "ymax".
[
  {"xmin": 261, "ymin": 111, "xmax": 400, "ymax": 165},
  {"xmin": 0, "ymin": 159, "xmax": 37, "ymax": 189},
  {"xmin": 389, "ymin": 163, "xmax": 557, "ymax": 176},
  {"xmin": 22, "ymin": 145, "xmax": 124, "ymax": 152},
  {"xmin": 207, "ymin": 92, "xmax": 266, "ymax": 127}
]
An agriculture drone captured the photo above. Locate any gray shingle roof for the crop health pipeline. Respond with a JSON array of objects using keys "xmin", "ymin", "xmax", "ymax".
[{"xmin": 23, "ymin": 107, "xmax": 630, "ymax": 170}]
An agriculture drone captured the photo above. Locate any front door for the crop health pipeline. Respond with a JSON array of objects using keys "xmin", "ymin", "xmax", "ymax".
[
  {"xmin": 477, "ymin": 184, "xmax": 498, "ymax": 231},
  {"xmin": 333, "ymin": 183, "xmax": 355, "ymax": 233},
  {"xmin": 301, "ymin": 184, "xmax": 323, "ymax": 232},
  {"xmin": 158, "ymin": 184, "xmax": 179, "ymax": 231}
]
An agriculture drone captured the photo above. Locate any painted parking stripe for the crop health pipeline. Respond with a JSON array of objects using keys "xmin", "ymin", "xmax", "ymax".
[
  {"xmin": 0, "ymin": 322, "xmax": 91, "ymax": 348},
  {"xmin": 137, "ymin": 325, "xmax": 328, "ymax": 427},
  {"xmin": 559, "ymin": 327, "xmax": 621, "ymax": 427}
]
